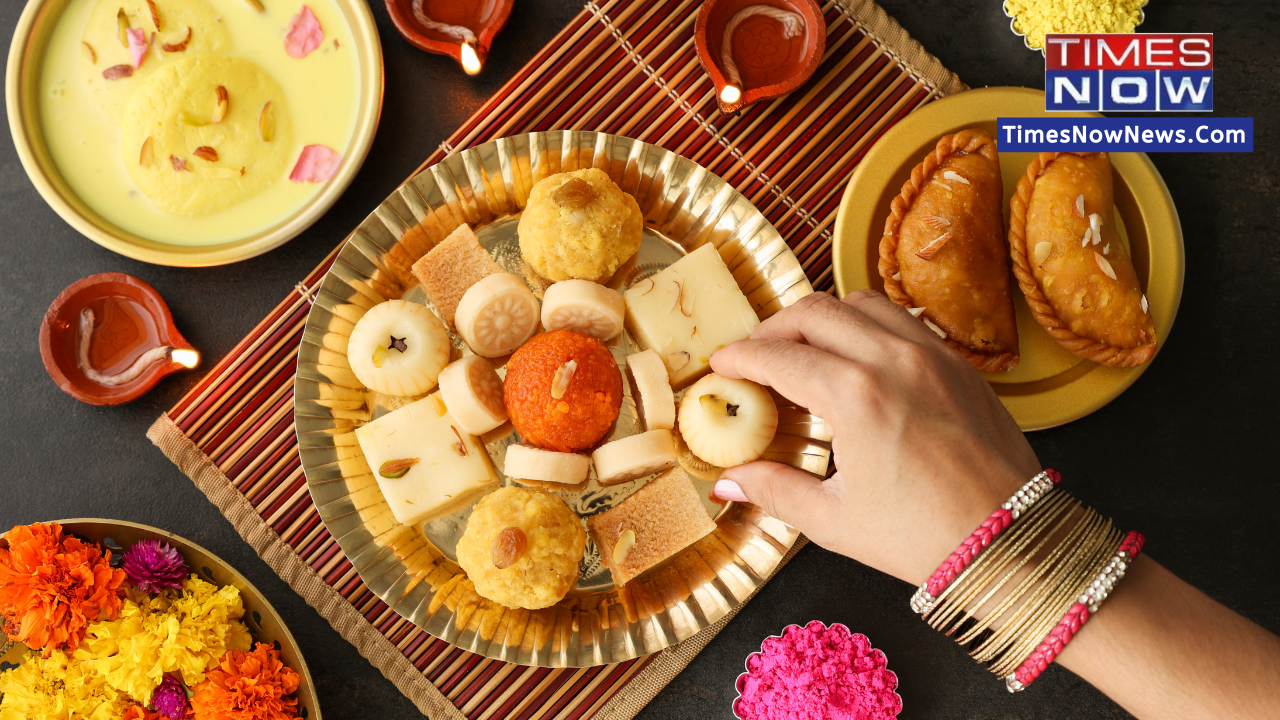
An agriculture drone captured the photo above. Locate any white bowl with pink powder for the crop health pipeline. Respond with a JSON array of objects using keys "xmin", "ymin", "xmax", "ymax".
[{"xmin": 732, "ymin": 621, "xmax": 902, "ymax": 720}]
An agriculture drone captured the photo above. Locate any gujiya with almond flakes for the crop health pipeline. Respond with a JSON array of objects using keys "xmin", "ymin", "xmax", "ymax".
[
  {"xmin": 39, "ymin": 0, "xmax": 360, "ymax": 245},
  {"xmin": 878, "ymin": 130, "xmax": 1156, "ymax": 370},
  {"xmin": 334, "ymin": 170, "xmax": 789, "ymax": 608}
]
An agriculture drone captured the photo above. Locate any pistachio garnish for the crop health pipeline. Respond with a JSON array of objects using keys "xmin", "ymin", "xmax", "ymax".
[
  {"xmin": 170, "ymin": 155, "xmax": 188, "ymax": 171},
  {"xmin": 139, "ymin": 136, "xmax": 154, "ymax": 167},
  {"xmin": 378, "ymin": 458, "xmax": 419, "ymax": 479},
  {"xmin": 102, "ymin": 64, "xmax": 133, "ymax": 80},
  {"xmin": 82, "ymin": 41, "xmax": 97, "ymax": 64},
  {"xmin": 211, "ymin": 86, "xmax": 228, "ymax": 124},
  {"xmin": 430, "ymin": 394, "xmax": 448, "ymax": 417},
  {"xmin": 552, "ymin": 177, "xmax": 595, "ymax": 208},
  {"xmin": 117, "ymin": 9, "xmax": 130, "ymax": 48},
  {"xmin": 491, "ymin": 527, "xmax": 527, "ymax": 569},
  {"xmin": 612, "ymin": 529, "xmax": 636, "ymax": 566},
  {"xmin": 550, "ymin": 360, "xmax": 578, "ymax": 400},
  {"xmin": 700, "ymin": 393, "xmax": 739, "ymax": 417},
  {"xmin": 145, "ymin": 0, "xmax": 161, "ymax": 30},
  {"xmin": 243, "ymin": 0, "xmax": 265, "ymax": 11},
  {"xmin": 371, "ymin": 344, "xmax": 388, "ymax": 368},
  {"xmin": 192, "ymin": 146, "xmax": 218, "ymax": 162},
  {"xmin": 258, "ymin": 101, "xmax": 275, "ymax": 141},
  {"xmin": 161, "ymin": 26, "xmax": 192, "ymax": 52}
]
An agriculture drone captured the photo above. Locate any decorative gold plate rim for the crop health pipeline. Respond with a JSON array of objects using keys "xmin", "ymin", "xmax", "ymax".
[
  {"xmin": 0, "ymin": 518, "xmax": 321, "ymax": 719},
  {"xmin": 293, "ymin": 130, "xmax": 823, "ymax": 667},
  {"xmin": 5, "ymin": 0, "xmax": 384, "ymax": 267},
  {"xmin": 832, "ymin": 86, "xmax": 1185, "ymax": 431}
]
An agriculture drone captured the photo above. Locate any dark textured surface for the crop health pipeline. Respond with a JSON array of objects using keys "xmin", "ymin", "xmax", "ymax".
[{"xmin": 1, "ymin": 1, "xmax": 1276, "ymax": 718}]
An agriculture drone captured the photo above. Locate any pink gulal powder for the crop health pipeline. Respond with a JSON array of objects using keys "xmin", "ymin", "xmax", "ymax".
[{"xmin": 734, "ymin": 621, "xmax": 901, "ymax": 720}]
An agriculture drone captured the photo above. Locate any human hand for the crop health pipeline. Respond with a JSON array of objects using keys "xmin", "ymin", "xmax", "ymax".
[{"xmin": 709, "ymin": 290, "xmax": 1042, "ymax": 585}]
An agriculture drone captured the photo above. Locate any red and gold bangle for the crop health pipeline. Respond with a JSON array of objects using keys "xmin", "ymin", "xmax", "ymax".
[
  {"xmin": 1004, "ymin": 530, "xmax": 1146, "ymax": 692},
  {"xmin": 910, "ymin": 469, "xmax": 1063, "ymax": 614}
]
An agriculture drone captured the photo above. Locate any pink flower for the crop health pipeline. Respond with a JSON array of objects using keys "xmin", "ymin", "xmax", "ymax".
[
  {"xmin": 284, "ymin": 6, "xmax": 324, "ymax": 59},
  {"xmin": 127, "ymin": 27, "xmax": 149, "ymax": 68},
  {"xmin": 289, "ymin": 145, "xmax": 342, "ymax": 184}
]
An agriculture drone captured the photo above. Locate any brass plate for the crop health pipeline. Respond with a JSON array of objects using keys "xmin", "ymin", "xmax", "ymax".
[
  {"xmin": 294, "ymin": 130, "xmax": 822, "ymax": 667},
  {"xmin": 5, "ymin": 0, "xmax": 383, "ymax": 266},
  {"xmin": 832, "ymin": 87, "xmax": 1184, "ymax": 431},
  {"xmin": 0, "ymin": 519, "xmax": 321, "ymax": 719}
]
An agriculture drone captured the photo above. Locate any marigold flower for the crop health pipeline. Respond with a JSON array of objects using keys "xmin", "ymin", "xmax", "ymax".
[
  {"xmin": 0, "ymin": 648, "xmax": 131, "ymax": 720},
  {"xmin": 190, "ymin": 643, "xmax": 301, "ymax": 720},
  {"xmin": 0, "ymin": 522, "xmax": 125, "ymax": 656}
]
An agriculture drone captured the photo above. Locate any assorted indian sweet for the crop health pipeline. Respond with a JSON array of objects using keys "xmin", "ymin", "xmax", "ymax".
[
  {"xmin": 346, "ymin": 299, "xmax": 451, "ymax": 396},
  {"xmin": 1009, "ymin": 152, "xmax": 1157, "ymax": 367},
  {"xmin": 455, "ymin": 273, "xmax": 541, "ymax": 358},
  {"xmin": 678, "ymin": 374, "xmax": 779, "ymax": 468},
  {"xmin": 625, "ymin": 349, "xmax": 675, "ymax": 431},
  {"xmin": 0, "ymin": 523, "xmax": 303, "ymax": 720},
  {"xmin": 623, "ymin": 243, "xmax": 761, "ymax": 388},
  {"xmin": 587, "ymin": 467, "xmax": 718, "ymax": 587},
  {"xmin": 455, "ymin": 487, "xmax": 587, "ymax": 610},
  {"xmin": 541, "ymin": 279, "xmax": 626, "ymax": 341},
  {"xmin": 878, "ymin": 128, "xmax": 1020, "ymax": 371},
  {"xmin": 591, "ymin": 429, "xmax": 678, "ymax": 486},
  {"xmin": 503, "ymin": 443, "xmax": 591, "ymax": 488},
  {"xmin": 503, "ymin": 329, "xmax": 623, "ymax": 453},
  {"xmin": 518, "ymin": 169, "xmax": 643, "ymax": 282},
  {"xmin": 437, "ymin": 356, "xmax": 508, "ymax": 436},
  {"xmin": 355, "ymin": 393, "xmax": 500, "ymax": 526},
  {"xmin": 411, "ymin": 223, "xmax": 503, "ymax": 327},
  {"xmin": 40, "ymin": 0, "xmax": 360, "ymax": 244}
]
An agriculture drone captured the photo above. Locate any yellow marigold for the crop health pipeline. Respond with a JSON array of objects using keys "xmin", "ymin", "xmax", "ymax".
[
  {"xmin": 1003, "ymin": 0, "xmax": 1145, "ymax": 50},
  {"xmin": 190, "ymin": 643, "xmax": 300, "ymax": 720},
  {"xmin": 0, "ymin": 649, "xmax": 130, "ymax": 720},
  {"xmin": 75, "ymin": 575, "xmax": 251, "ymax": 703}
]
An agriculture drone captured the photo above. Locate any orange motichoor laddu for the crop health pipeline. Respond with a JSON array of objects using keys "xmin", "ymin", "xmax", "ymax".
[
  {"xmin": 503, "ymin": 329, "xmax": 622, "ymax": 453},
  {"xmin": 1009, "ymin": 152, "xmax": 1156, "ymax": 367},
  {"xmin": 879, "ymin": 128, "xmax": 1020, "ymax": 372}
]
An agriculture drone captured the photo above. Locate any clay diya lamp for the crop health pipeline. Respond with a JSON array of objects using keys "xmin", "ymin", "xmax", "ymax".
[
  {"xmin": 695, "ymin": 0, "xmax": 827, "ymax": 114},
  {"xmin": 385, "ymin": 0, "xmax": 513, "ymax": 74},
  {"xmin": 39, "ymin": 273, "xmax": 199, "ymax": 406}
]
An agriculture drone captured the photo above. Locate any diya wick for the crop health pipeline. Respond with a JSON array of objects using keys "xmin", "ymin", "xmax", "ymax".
[
  {"xmin": 40, "ymin": 273, "xmax": 198, "ymax": 406},
  {"xmin": 387, "ymin": 0, "xmax": 511, "ymax": 75},
  {"xmin": 695, "ymin": 0, "xmax": 827, "ymax": 114},
  {"xmin": 76, "ymin": 308, "xmax": 199, "ymax": 387}
]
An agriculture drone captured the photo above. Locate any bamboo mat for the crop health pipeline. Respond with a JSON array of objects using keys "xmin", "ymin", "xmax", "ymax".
[{"xmin": 148, "ymin": 0, "xmax": 962, "ymax": 717}]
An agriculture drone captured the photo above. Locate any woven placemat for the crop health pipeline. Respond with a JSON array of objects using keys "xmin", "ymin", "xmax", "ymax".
[{"xmin": 149, "ymin": 1, "xmax": 962, "ymax": 717}]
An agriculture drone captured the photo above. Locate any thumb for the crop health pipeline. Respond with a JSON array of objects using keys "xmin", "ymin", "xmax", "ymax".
[{"xmin": 714, "ymin": 461, "xmax": 828, "ymax": 530}]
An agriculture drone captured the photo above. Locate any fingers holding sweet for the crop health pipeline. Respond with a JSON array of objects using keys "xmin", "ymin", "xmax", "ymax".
[
  {"xmin": 715, "ymin": 461, "xmax": 834, "ymax": 541},
  {"xmin": 749, "ymin": 291, "xmax": 891, "ymax": 361},
  {"xmin": 710, "ymin": 337, "xmax": 851, "ymax": 420}
]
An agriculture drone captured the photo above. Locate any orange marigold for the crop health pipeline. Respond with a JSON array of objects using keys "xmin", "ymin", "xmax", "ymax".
[
  {"xmin": 0, "ymin": 522, "xmax": 125, "ymax": 656},
  {"xmin": 122, "ymin": 704, "xmax": 170, "ymax": 720},
  {"xmin": 190, "ymin": 643, "xmax": 301, "ymax": 720}
]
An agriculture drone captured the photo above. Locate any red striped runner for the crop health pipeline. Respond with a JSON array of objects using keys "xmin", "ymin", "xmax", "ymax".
[{"xmin": 149, "ymin": 1, "xmax": 962, "ymax": 717}]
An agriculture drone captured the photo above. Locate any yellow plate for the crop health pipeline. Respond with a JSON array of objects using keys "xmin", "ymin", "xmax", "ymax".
[
  {"xmin": 833, "ymin": 87, "xmax": 1184, "ymax": 430},
  {"xmin": 5, "ymin": 0, "xmax": 383, "ymax": 266}
]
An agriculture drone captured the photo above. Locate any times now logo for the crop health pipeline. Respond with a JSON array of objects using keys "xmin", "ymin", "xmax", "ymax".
[{"xmin": 1045, "ymin": 33, "xmax": 1213, "ymax": 112}]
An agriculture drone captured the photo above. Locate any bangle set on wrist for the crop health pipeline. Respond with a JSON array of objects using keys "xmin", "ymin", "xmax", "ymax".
[{"xmin": 910, "ymin": 469, "xmax": 1145, "ymax": 692}]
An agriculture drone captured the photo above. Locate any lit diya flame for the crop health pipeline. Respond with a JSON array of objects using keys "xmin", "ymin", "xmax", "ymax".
[
  {"xmin": 719, "ymin": 83, "xmax": 741, "ymax": 104},
  {"xmin": 460, "ymin": 41, "xmax": 482, "ymax": 75},
  {"xmin": 77, "ymin": 308, "xmax": 199, "ymax": 386}
]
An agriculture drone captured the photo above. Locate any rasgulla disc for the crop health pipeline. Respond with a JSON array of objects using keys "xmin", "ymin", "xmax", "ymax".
[
  {"xmin": 503, "ymin": 443, "xmax": 591, "ymax": 485},
  {"xmin": 677, "ymin": 373, "xmax": 778, "ymax": 468},
  {"xmin": 455, "ymin": 273, "xmax": 540, "ymax": 357},
  {"xmin": 591, "ymin": 429, "xmax": 678, "ymax": 486},
  {"xmin": 438, "ymin": 356, "xmax": 508, "ymax": 436},
  {"xmin": 541, "ymin": 279, "xmax": 626, "ymax": 341},
  {"xmin": 347, "ymin": 300, "xmax": 451, "ymax": 397}
]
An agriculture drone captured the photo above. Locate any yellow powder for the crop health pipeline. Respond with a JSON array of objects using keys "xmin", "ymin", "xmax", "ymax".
[{"xmin": 1003, "ymin": 0, "xmax": 1146, "ymax": 50}]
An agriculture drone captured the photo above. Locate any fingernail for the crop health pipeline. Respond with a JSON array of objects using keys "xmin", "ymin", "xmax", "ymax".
[{"xmin": 714, "ymin": 478, "xmax": 749, "ymax": 503}]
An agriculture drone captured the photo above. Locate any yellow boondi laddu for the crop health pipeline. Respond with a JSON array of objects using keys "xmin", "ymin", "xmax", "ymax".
[{"xmin": 1003, "ymin": 0, "xmax": 1145, "ymax": 50}]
